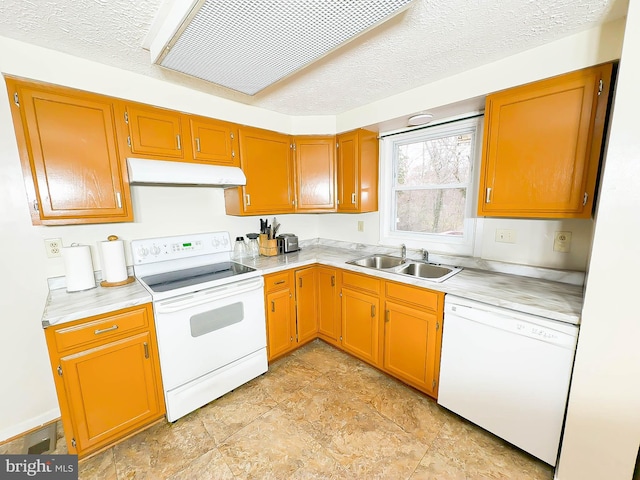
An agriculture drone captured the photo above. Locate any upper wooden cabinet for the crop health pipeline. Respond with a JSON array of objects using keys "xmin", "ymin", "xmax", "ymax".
[
  {"xmin": 337, "ymin": 129, "xmax": 379, "ymax": 213},
  {"xmin": 478, "ymin": 62, "xmax": 614, "ymax": 218},
  {"xmin": 294, "ymin": 136, "xmax": 336, "ymax": 212},
  {"xmin": 225, "ymin": 127, "xmax": 295, "ymax": 215},
  {"xmin": 120, "ymin": 103, "xmax": 185, "ymax": 160},
  {"xmin": 189, "ymin": 116, "xmax": 239, "ymax": 166},
  {"xmin": 6, "ymin": 78, "xmax": 132, "ymax": 225}
]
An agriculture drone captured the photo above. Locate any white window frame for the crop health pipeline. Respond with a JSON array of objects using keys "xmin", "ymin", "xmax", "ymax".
[{"xmin": 379, "ymin": 116, "xmax": 483, "ymax": 256}]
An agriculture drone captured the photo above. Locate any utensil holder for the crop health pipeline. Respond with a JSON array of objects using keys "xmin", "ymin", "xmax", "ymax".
[{"xmin": 259, "ymin": 235, "xmax": 278, "ymax": 257}]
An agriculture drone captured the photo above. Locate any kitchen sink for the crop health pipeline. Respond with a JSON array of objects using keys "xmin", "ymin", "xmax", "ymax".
[
  {"xmin": 395, "ymin": 262, "xmax": 462, "ymax": 282},
  {"xmin": 347, "ymin": 254, "xmax": 406, "ymax": 269},
  {"xmin": 346, "ymin": 254, "xmax": 462, "ymax": 283}
]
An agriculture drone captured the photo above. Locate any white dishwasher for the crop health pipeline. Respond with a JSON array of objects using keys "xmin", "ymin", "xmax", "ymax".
[{"xmin": 437, "ymin": 295, "xmax": 579, "ymax": 466}]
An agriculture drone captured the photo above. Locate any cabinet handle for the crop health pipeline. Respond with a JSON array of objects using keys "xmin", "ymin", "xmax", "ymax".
[
  {"xmin": 486, "ymin": 187, "xmax": 492, "ymax": 204},
  {"xmin": 232, "ymin": 150, "xmax": 236, "ymax": 158},
  {"xmin": 195, "ymin": 137, "xmax": 201, "ymax": 152},
  {"xmin": 274, "ymin": 280, "xmax": 285, "ymax": 285},
  {"xmin": 176, "ymin": 134, "xmax": 182, "ymax": 150},
  {"xmin": 371, "ymin": 305, "xmax": 376, "ymax": 317},
  {"xmin": 244, "ymin": 194, "xmax": 251, "ymax": 207},
  {"xmin": 94, "ymin": 325, "xmax": 118, "ymax": 335},
  {"xmin": 299, "ymin": 278, "xmax": 302, "ymax": 288},
  {"xmin": 385, "ymin": 310, "xmax": 390, "ymax": 322},
  {"xmin": 271, "ymin": 301, "xmax": 275, "ymax": 312},
  {"xmin": 144, "ymin": 342, "xmax": 149, "ymax": 359},
  {"xmin": 116, "ymin": 192, "xmax": 122, "ymax": 209},
  {"xmin": 351, "ymin": 193, "xmax": 356, "ymax": 204},
  {"xmin": 331, "ymin": 275, "xmax": 335, "ymax": 287}
]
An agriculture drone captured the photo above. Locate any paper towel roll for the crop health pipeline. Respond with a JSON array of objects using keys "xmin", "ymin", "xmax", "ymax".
[
  {"xmin": 99, "ymin": 236, "xmax": 128, "ymax": 283},
  {"xmin": 63, "ymin": 244, "xmax": 96, "ymax": 292}
]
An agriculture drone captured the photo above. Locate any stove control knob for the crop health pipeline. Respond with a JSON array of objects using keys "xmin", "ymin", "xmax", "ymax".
[
  {"xmin": 150, "ymin": 245, "xmax": 161, "ymax": 256},
  {"xmin": 137, "ymin": 246, "xmax": 149, "ymax": 258}
]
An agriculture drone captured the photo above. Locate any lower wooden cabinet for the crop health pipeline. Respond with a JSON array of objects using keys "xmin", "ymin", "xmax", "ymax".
[
  {"xmin": 317, "ymin": 266, "xmax": 341, "ymax": 346},
  {"xmin": 341, "ymin": 286, "xmax": 381, "ymax": 366},
  {"xmin": 44, "ymin": 303, "xmax": 165, "ymax": 458},
  {"xmin": 383, "ymin": 282, "xmax": 444, "ymax": 397},
  {"xmin": 262, "ymin": 266, "xmax": 445, "ymax": 399}
]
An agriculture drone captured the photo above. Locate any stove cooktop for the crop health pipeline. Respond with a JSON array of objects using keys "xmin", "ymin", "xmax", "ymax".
[{"xmin": 140, "ymin": 261, "xmax": 256, "ymax": 293}]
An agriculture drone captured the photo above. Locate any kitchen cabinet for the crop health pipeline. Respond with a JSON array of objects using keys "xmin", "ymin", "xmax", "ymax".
[
  {"xmin": 478, "ymin": 62, "xmax": 614, "ymax": 218},
  {"xmin": 264, "ymin": 271, "xmax": 296, "ymax": 361},
  {"xmin": 295, "ymin": 267, "xmax": 318, "ymax": 344},
  {"xmin": 340, "ymin": 271, "xmax": 381, "ymax": 366},
  {"xmin": 43, "ymin": 303, "xmax": 165, "ymax": 458},
  {"xmin": 264, "ymin": 268, "xmax": 320, "ymax": 361},
  {"xmin": 337, "ymin": 129, "xmax": 379, "ymax": 213},
  {"xmin": 225, "ymin": 127, "xmax": 295, "ymax": 215},
  {"xmin": 188, "ymin": 116, "xmax": 239, "ymax": 166},
  {"xmin": 120, "ymin": 102, "xmax": 186, "ymax": 160},
  {"xmin": 316, "ymin": 266, "xmax": 341, "ymax": 346},
  {"xmin": 294, "ymin": 136, "xmax": 336, "ymax": 212},
  {"xmin": 6, "ymin": 78, "xmax": 132, "ymax": 225},
  {"xmin": 383, "ymin": 281, "xmax": 444, "ymax": 397}
]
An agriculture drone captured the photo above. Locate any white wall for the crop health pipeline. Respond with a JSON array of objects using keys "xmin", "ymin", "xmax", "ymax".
[
  {"xmin": 556, "ymin": 1, "xmax": 640, "ymax": 478},
  {"xmin": 0, "ymin": 17, "xmax": 627, "ymax": 442}
]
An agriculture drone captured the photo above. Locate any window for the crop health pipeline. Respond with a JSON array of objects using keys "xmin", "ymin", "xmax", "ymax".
[{"xmin": 380, "ymin": 116, "xmax": 482, "ymax": 255}]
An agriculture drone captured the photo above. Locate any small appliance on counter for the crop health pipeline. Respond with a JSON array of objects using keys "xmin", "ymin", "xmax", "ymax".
[{"xmin": 276, "ymin": 234, "xmax": 299, "ymax": 254}]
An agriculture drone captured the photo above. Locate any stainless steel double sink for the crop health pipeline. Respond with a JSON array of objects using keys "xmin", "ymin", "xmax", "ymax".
[{"xmin": 346, "ymin": 254, "xmax": 462, "ymax": 283}]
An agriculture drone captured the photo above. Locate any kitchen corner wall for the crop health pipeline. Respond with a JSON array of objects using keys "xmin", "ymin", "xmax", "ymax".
[{"xmin": 0, "ymin": 17, "xmax": 626, "ymax": 444}]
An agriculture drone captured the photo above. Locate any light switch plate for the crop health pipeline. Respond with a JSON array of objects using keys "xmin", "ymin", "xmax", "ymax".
[{"xmin": 495, "ymin": 229, "xmax": 516, "ymax": 244}]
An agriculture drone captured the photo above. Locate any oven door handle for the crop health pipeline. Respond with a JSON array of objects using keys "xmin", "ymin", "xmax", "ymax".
[{"xmin": 155, "ymin": 277, "xmax": 263, "ymax": 314}]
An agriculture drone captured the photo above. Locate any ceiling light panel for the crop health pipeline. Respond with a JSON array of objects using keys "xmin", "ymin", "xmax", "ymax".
[{"xmin": 159, "ymin": 0, "xmax": 415, "ymax": 95}]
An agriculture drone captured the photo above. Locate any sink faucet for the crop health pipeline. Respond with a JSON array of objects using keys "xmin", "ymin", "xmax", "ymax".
[
  {"xmin": 422, "ymin": 249, "xmax": 429, "ymax": 262},
  {"xmin": 400, "ymin": 244, "xmax": 406, "ymax": 262}
]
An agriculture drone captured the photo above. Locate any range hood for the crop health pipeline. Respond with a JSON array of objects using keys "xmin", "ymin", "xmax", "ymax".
[{"xmin": 127, "ymin": 158, "xmax": 246, "ymax": 187}]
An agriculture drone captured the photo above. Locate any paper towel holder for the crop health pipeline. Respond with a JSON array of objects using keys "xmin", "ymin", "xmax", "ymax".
[{"xmin": 99, "ymin": 235, "xmax": 135, "ymax": 288}]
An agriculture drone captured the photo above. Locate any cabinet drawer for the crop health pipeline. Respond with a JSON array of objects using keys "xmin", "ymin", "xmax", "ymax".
[
  {"xmin": 53, "ymin": 305, "xmax": 150, "ymax": 352},
  {"xmin": 264, "ymin": 271, "xmax": 291, "ymax": 293},
  {"xmin": 342, "ymin": 271, "xmax": 381, "ymax": 295},
  {"xmin": 385, "ymin": 281, "xmax": 441, "ymax": 312}
]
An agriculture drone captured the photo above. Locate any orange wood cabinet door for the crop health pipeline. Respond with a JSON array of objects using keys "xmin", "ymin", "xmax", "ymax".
[
  {"xmin": 189, "ymin": 117, "xmax": 239, "ymax": 166},
  {"xmin": 7, "ymin": 79, "xmax": 131, "ymax": 224},
  {"xmin": 478, "ymin": 62, "xmax": 613, "ymax": 218},
  {"xmin": 295, "ymin": 267, "xmax": 318, "ymax": 344},
  {"xmin": 383, "ymin": 301, "xmax": 440, "ymax": 397},
  {"xmin": 123, "ymin": 103, "xmax": 185, "ymax": 159},
  {"xmin": 59, "ymin": 331, "xmax": 162, "ymax": 453},
  {"xmin": 294, "ymin": 136, "xmax": 336, "ymax": 211},
  {"xmin": 341, "ymin": 287, "xmax": 380, "ymax": 366},
  {"xmin": 265, "ymin": 287, "xmax": 295, "ymax": 361},
  {"xmin": 317, "ymin": 266, "xmax": 341, "ymax": 344},
  {"xmin": 337, "ymin": 129, "xmax": 378, "ymax": 213},
  {"xmin": 225, "ymin": 127, "xmax": 294, "ymax": 215},
  {"xmin": 44, "ymin": 303, "xmax": 164, "ymax": 457}
]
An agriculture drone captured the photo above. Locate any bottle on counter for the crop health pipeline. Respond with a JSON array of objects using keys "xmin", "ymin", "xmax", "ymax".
[{"xmin": 233, "ymin": 236, "xmax": 247, "ymax": 259}]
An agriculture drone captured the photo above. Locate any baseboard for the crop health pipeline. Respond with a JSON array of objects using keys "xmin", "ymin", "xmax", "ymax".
[{"xmin": 0, "ymin": 409, "xmax": 60, "ymax": 445}]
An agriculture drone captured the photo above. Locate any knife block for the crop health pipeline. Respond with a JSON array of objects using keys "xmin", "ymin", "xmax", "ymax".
[{"xmin": 259, "ymin": 234, "xmax": 278, "ymax": 257}]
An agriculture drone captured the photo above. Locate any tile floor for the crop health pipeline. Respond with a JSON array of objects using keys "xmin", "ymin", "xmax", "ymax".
[{"xmin": 75, "ymin": 339, "xmax": 554, "ymax": 479}]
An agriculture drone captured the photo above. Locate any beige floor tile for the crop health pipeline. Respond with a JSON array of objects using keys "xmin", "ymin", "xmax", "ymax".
[
  {"xmin": 218, "ymin": 406, "xmax": 329, "ymax": 479},
  {"xmin": 255, "ymin": 354, "xmax": 324, "ymax": 403},
  {"xmin": 112, "ymin": 415, "xmax": 217, "ymax": 479},
  {"xmin": 78, "ymin": 448, "xmax": 118, "ymax": 480},
  {"xmin": 165, "ymin": 449, "xmax": 235, "ymax": 480},
  {"xmin": 193, "ymin": 378, "xmax": 278, "ymax": 444}
]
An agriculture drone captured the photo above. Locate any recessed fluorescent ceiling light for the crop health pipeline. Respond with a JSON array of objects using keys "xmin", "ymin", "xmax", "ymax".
[{"xmin": 154, "ymin": 0, "xmax": 415, "ymax": 95}]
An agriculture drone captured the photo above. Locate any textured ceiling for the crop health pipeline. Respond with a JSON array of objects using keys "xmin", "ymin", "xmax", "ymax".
[{"xmin": 0, "ymin": 0, "xmax": 628, "ymax": 116}]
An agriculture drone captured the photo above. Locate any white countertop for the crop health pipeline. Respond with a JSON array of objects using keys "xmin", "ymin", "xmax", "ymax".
[{"xmin": 42, "ymin": 243, "xmax": 583, "ymax": 327}]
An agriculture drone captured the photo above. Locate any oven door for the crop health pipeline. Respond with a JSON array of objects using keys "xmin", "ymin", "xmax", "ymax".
[{"xmin": 153, "ymin": 276, "xmax": 266, "ymax": 392}]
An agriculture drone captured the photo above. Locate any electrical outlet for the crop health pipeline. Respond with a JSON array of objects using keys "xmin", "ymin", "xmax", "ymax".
[
  {"xmin": 44, "ymin": 238, "xmax": 62, "ymax": 258},
  {"xmin": 357, "ymin": 221, "xmax": 364, "ymax": 232},
  {"xmin": 495, "ymin": 229, "xmax": 516, "ymax": 244},
  {"xmin": 554, "ymin": 231, "xmax": 572, "ymax": 253}
]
